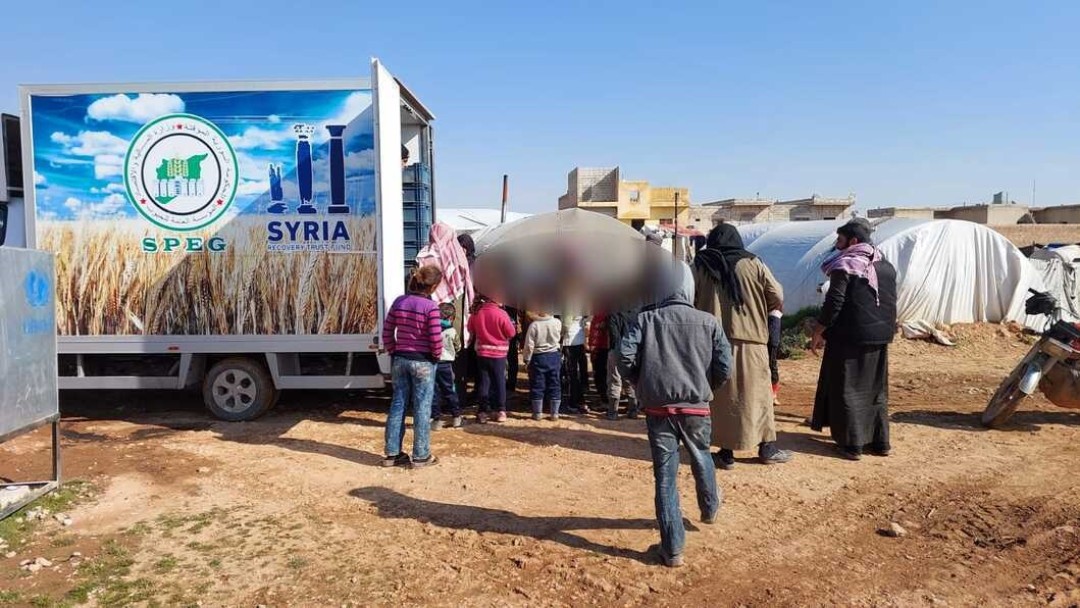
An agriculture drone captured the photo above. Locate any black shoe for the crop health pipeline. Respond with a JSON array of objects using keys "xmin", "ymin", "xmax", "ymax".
[
  {"xmin": 713, "ymin": 449, "xmax": 735, "ymax": 470},
  {"xmin": 381, "ymin": 453, "xmax": 411, "ymax": 468},
  {"xmin": 759, "ymin": 448, "xmax": 794, "ymax": 465},
  {"xmin": 409, "ymin": 455, "xmax": 439, "ymax": 469},
  {"xmin": 647, "ymin": 544, "xmax": 685, "ymax": 568},
  {"xmin": 627, "ymin": 409, "xmax": 640, "ymax": 420},
  {"xmin": 701, "ymin": 510, "xmax": 718, "ymax": 525},
  {"xmin": 836, "ymin": 445, "xmax": 862, "ymax": 461},
  {"xmin": 868, "ymin": 444, "xmax": 891, "ymax": 457}
]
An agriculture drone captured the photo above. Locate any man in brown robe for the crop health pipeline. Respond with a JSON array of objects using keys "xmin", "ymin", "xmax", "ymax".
[{"xmin": 693, "ymin": 224, "xmax": 792, "ymax": 469}]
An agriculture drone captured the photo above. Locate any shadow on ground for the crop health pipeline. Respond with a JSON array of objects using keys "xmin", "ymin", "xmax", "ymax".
[
  {"xmin": 892, "ymin": 409, "xmax": 1080, "ymax": 432},
  {"xmin": 349, "ymin": 486, "xmax": 672, "ymax": 564}
]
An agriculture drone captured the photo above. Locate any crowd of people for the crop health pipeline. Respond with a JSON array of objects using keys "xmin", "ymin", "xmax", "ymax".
[{"xmin": 380, "ymin": 216, "xmax": 898, "ymax": 566}]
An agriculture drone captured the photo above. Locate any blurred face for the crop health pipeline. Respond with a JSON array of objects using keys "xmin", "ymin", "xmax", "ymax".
[{"xmin": 835, "ymin": 234, "xmax": 856, "ymax": 250}]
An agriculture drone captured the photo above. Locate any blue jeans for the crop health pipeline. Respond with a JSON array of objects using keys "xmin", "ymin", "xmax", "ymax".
[
  {"xmin": 385, "ymin": 357, "xmax": 436, "ymax": 460},
  {"xmin": 528, "ymin": 352, "xmax": 562, "ymax": 405},
  {"xmin": 646, "ymin": 413, "xmax": 720, "ymax": 558},
  {"xmin": 432, "ymin": 361, "xmax": 461, "ymax": 418}
]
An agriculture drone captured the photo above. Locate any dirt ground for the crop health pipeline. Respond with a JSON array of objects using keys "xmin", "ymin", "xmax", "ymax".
[{"xmin": 2, "ymin": 324, "xmax": 1080, "ymax": 607}]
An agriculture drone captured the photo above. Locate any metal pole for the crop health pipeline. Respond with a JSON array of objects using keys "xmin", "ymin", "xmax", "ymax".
[
  {"xmin": 52, "ymin": 419, "xmax": 61, "ymax": 485},
  {"xmin": 501, "ymin": 174, "xmax": 509, "ymax": 224},
  {"xmin": 673, "ymin": 191, "xmax": 680, "ymax": 261}
]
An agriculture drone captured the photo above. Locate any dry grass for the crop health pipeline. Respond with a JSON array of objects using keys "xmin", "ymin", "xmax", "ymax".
[{"xmin": 38, "ymin": 216, "xmax": 378, "ymax": 336}]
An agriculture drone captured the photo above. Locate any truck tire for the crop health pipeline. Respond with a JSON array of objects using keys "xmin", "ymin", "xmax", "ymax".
[{"xmin": 202, "ymin": 358, "xmax": 276, "ymax": 421}]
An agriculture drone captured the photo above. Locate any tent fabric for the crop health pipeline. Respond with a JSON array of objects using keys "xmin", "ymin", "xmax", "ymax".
[
  {"xmin": 437, "ymin": 208, "xmax": 532, "ymax": 235},
  {"xmin": 736, "ymin": 219, "xmax": 1040, "ymax": 325},
  {"xmin": 1028, "ymin": 245, "xmax": 1080, "ymax": 322}
]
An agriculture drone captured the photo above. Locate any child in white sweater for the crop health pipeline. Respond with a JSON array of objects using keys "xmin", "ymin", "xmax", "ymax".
[{"xmin": 523, "ymin": 311, "xmax": 563, "ymax": 420}]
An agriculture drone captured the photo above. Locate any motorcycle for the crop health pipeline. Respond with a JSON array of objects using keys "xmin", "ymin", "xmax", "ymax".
[{"xmin": 981, "ymin": 289, "xmax": 1080, "ymax": 428}]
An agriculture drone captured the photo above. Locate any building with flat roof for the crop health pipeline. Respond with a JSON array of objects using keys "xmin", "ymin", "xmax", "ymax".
[
  {"xmin": 558, "ymin": 166, "xmax": 694, "ymax": 226},
  {"xmin": 1032, "ymin": 204, "xmax": 1080, "ymax": 225},
  {"xmin": 702, "ymin": 194, "xmax": 855, "ymax": 223},
  {"xmin": 867, "ymin": 207, "xmax": 939, "ymax": 220}
]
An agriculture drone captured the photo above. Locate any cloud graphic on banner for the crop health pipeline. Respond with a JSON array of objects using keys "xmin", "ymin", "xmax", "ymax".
[
  {"xmin": 87, "ymin": 93, "xmax": 185, "ymax": 123},
  {"xmin": 62, "ymin": 194, "xmax": 128, "ymax": 219},
  {"xmin": 34, "ymin": 172, "xmax": 47, "ymax": 187},
  {"xmin": 314, "ymin": 92, "xmax": 371, "ymax": 143},
  {"xmin": 345, "ymin": 150, "xmax": 375, "ymax": 172},
  {"xmin": 237, "ymin": 179, "xmax": 270, "ymax": 196},
  {"xmin": 50, "ymin": 131, "xmax": 127, "ymax": 178},
  {"xmin": 228, "ymin": 126, "xmax": 292, "ymax": 150},
  {"xmin": 93, "ymin": 155, "xmax": 123, "ymax": 179}
]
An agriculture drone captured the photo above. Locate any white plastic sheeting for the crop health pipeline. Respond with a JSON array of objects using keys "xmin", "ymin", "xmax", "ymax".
[
  {"xmin": 736, "ymin": 219, "xmax": 1040, "ymax": 324},
  {"xmin": 1028, "ymin": 245, "xmax": 1080, "ymax": 322}
]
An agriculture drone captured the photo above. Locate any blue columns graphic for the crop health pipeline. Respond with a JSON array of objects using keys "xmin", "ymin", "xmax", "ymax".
[
  {"xmin": 326, "ymin": 124, "xmax": 349, "ymax": 214},
  {"xmin": 266, "ymin": 164, "xmax": 286, "ymax": 214},
  {"xmin": 295, "ymin": 124, "xmax": 316, "ymax": 214}
]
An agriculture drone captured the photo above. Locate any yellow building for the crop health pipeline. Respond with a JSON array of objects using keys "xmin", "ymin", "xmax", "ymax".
[{"xmin": 558, "ymin": 167, "xmax": 695, "ymax": 227}]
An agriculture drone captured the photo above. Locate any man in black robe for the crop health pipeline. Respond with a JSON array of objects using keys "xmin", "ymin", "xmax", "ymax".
[{"xmin": 810, "ymin": 220, "xmax": 898, "ymax": 460}]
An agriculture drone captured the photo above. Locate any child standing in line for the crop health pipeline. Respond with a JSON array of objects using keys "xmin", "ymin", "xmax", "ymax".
[
  {"xmin": 523, "ymin": 311, "xmax": 563, "ymax": 420},
  {"xmin": 431, "ymin": 302, "xmax": 463, "ymax": 429},
  {"xmin": 467, "ymin": 295, "xmax": 516, "ymax": 423},
  {"xmin": 380, "ymin": 265, "xmax": 443, "ymax": 469},
  {"xmin": 588, "ymin": 311, "xmax": 611, "ymax": 415}
]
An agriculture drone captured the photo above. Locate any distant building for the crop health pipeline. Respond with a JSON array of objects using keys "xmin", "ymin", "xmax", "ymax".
[
  {"xmin": 867, "ymin": 207, "xmax": 938, "ymax": 220},
  {"xmin": 702, "ymin": 194, "xmax": 856, "ymax": 223},
  {"xmin": 558, "ymin": 166, "xmax": 694, "ymax": 226},
  {"xmin": 868, "ymin": 193, "xmax": 1040, "ymax": 224},
  {"xmin": 944, "ymin": 203, "xmax": 1032, "ymax": 225},
  {"xmin": 1032, "ymin": 204, "xmax": 1080, "ymax": 225}
]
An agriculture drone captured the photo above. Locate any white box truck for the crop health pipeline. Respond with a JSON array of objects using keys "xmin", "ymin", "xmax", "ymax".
[{"xmin": 5, "ymin": 59, "xmax": 436, "ymax": 420}]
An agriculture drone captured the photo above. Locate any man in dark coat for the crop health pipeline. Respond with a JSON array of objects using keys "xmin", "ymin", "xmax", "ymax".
[{"xmin": 810, "ymin": 219, "xmax": 898, "ymax": 460}]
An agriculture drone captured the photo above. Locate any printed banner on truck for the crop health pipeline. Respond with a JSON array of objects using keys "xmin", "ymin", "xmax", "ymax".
[{"xmin": 28, "ymin": 88, "xmax": 378, "ymax": 336}]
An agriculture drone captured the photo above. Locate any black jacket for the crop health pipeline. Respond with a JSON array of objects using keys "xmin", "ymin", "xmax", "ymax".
[{"xmin": 818, "ymin": 259, "xmax": 898, "ymax": 346}]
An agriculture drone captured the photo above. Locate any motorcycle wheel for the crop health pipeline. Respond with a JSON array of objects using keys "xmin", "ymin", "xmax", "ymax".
[{"xmin": 981, "ymin": 356, "xmax": 1034, "ymax": 428}]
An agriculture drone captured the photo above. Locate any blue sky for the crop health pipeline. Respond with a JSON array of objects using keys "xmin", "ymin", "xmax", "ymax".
[{"xmin": 2, "ymin": 0, "xmax": 1079, "ymax": 213}]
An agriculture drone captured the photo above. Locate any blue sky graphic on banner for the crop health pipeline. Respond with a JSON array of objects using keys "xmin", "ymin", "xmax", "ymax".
[{"xmin": 30, "ymin": 89, "xmax": 375, "ymax": 222}]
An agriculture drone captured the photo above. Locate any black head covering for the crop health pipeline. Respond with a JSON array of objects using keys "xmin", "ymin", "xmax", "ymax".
[
  {"xmin": 837, "ymin": 218, "xmax": 873, "ymax": 244},
  {"xmin": 457, "ymin": 234, "xmax": 477, "ymax": 264},
  {"xmin": 693, "ymin": 223, "xmax": 756, "ymax": 308},
  {"xmin": 691, "ymin": 235, "xmax": 707, "ymax": 255}
]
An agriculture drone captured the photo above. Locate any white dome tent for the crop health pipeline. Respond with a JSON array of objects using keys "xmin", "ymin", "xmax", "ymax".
[
  {"xmin": 1027, "ymin": 245, "xmax": 1080, "ymax": 323},
  {"xmin": 736, "ymin": 219, "xmax": 1041, "ymax": 325}
]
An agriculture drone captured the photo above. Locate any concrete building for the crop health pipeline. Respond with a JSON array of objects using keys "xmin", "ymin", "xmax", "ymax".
[
  {"xmin": 703, "ymin": 195, "xmax": 856, "ymax": 223},
  {"xmin": 943, "ymin": 204, "xmax": 1032, "ymax": 225},
  {"xmin": 1032, "ymin": 204, "xmax": 1080, "ymax": 224},
  {"xmin": 558, "ymin": 166, "xmax": 694, "ymax": 226},
  {"xmin": 867, "ymin": 207, "xmax": 938, "ymax": 220},
  {"xmin": 683, "ymin": 205, "xmax": 721, "ymax": 232}
]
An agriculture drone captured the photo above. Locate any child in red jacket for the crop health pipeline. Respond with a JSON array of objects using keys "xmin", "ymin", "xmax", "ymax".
[{"xmin": 467, "ymin": 295, "xmax": 517, "ymax": 423}]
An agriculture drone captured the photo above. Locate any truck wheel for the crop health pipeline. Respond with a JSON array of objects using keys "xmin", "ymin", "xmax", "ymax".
[{"xmin": 202, "ymin": 358, "xmax": 276, "ymax": 421}]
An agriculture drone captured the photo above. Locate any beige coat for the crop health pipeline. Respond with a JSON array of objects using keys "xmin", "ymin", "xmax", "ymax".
[
  {"xmin": 693, "ymin": 258, "xmax": 783, "ymax": 345},
  {"xmin": 694, "ymin": 256, "xmax": 783, "ymax": 450}
]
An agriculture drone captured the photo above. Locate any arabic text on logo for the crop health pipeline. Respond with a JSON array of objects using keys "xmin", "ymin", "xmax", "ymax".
[{"xmin": 124, "ymin": 113, "xmax": 238, "ymax": 231}]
